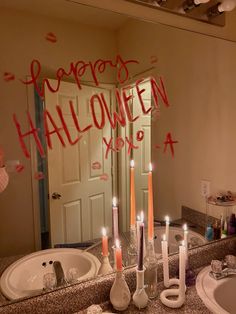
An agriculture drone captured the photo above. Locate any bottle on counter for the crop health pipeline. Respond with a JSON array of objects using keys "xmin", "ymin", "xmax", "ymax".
[
  {"xmin": 213, "ymin": 220, "xmax": 221, "ymax": 240},
  {"xmin": 205, "ymin": 224, "xmax": 214, "ymax": 241},
  {"xmin": 228, "ymin": 214, "xmax": 236, "ymax": 235}
]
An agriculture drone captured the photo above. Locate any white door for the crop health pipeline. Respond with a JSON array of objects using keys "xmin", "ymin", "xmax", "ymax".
[
  {"xmin": 44, "ymin": 80, "xmax": 112, "ymax": 246},
  {"xmin": 132, "ymin": 79, "xmax": 151, "ymax": 220}
]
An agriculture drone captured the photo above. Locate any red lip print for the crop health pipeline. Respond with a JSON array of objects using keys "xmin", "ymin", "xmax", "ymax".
[
  {"xmin": 100, "ymin": 173, "xmax": 109, "ymax": 181},
  {"xmin": 15, "ymin": 164, "xmax": 25, "ymax": 173},
  {"xmin": 150, "ymin": 56, "xmax": 158, "ymax": 64},
  {"xmin": 4, "ymin": 72, "xmax": 15, "ymax": 82},
  {"xmin": 34, "ymin": 172, "xmax": 44, "ymax": 180},
  {"xmin": 92, "ymin": 161, "xmax": 102, "ymax": 170},
  {"xmin": 45, "ymin": 32, "xmax": 57, "ymax": 43}
]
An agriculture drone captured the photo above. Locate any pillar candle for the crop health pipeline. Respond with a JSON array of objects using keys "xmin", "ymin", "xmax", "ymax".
[
  {"xmin": 148, "ymin": 163, "xmax": 154, "ymax": 241},
  {"xmin": 112, "ymin": 197, "xmax": 119, "ymax": 245},
  {"xmin": 165, "ymin": 216, "xmax": 170, "ymax": 244},
  {"xmin": 115, "ymin": 239, "xmax": 123, "ymax": 271},
  {"xmin": 130, "ymin": 160, "xmax": 136, "ymax": 228},
  {"xmin": 161, "ymin": 234, "xmax": 169, "ymax": 287},
  {"xmin": 102, "ymin": 227, "xmax": 108, "ymax": 256},
  {"xmin": 179, "ymin": 242, "xmax": 186, "ymax": 301},
  {"xmin": 138, "ymin": 220, "xmax": 144, "ymax": 271}
]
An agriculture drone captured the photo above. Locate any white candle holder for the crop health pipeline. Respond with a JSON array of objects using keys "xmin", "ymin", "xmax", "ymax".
[
  {"xmin": 160, "ymin": 287, "xmax": 185, "ymax": 308},
  {"xmin": 112, "ymin": 245, "xmax": 117, "ymax": 270},
  {"xmin": 160, "ymin": 245, "xmax": 186, "ymax": 309},
  {"xmin": 133, "ymin": 268, "xmax": 149, "ymax": 309},
  {"xmin": 110, "ymin": 270, "xmax": 131, "ymax": 311},
  {"xmin": 127, "ymin": 225, "xmax": 138, "ymax": 265},
  {"xmin": 98, "ymin": 254, "xmax": 113, "ymax": 275}
]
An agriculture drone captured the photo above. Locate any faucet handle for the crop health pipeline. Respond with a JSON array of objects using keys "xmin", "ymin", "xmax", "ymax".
[{"xmin": 211, "ymin": 260, "xmax": 223, "ymax": 274}]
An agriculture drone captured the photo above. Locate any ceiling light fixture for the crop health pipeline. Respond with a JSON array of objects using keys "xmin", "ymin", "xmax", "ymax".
[
  {"xmin": 207, "ymin": 0, "xmax": 236, "ymax": 17},
  {"xmin": 183, "ymin": 0, "xmax": 210, "ymax": 12}
]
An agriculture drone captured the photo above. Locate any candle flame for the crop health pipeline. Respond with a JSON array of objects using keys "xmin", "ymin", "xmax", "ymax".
[
  {"xmin": 165, "ymin": 215, "xmax": 170, "ymax": 223},
  {"xmin": 140, "ymin": 211, "xmax": 144, "ymax": 223},
  {"xmin": 102, "ymin": 227, "xmax": 106, "ymax": 237},
  {"xmin": 149, "ymin": 162, "xmax": 152, "ymax": 172},
  {"xmin": 130, "ymin": 159, "xmax": 135, "ymax": 168},
  {"xmin": 115, "ymin": 239, "xmax": 120, "ymax": 248},
  {"xmin": 112, "ymin": 197, "xmax": 117, "ymax": 207},
  {"xmin": 162, "ymin": 234, "xmax": 166, "ymax": 241},
  {"xmin": 137, "ymin": 215, "xmax": 140, "ymax": 221},
  {"xmin": 183, "ymin": 223, "xmax": 188, "ymax": 231},
  {"xmin": 181, "ymin": 240, "xmax": 185, "ymax": 246}
]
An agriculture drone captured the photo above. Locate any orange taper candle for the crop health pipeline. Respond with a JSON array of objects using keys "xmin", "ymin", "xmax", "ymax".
[
  {"xmin": 102, "ymin": 227, "xmax": 108, "ymax": 256},
  {"xmin": 115, "ymin": 239, "xmax": 123, "ymax": 271},
  {"xmin": 130, "ymin": 160, "xmax": 136, "ymax": 227},
  {"xmin": 148, "ymin": 163, "xmax": 154, "ymax": 241}
]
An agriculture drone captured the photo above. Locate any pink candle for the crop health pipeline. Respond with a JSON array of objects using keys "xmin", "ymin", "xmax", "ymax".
[
  {"xmin": 112, "ymin": 197, "xmax": 119, "ymax": 244},
  {"xmin": 148, "ymin": 163, "xmax": 154, "ymax": 241},
  {"xmin": 115, "ymin": 239, "xmax": 123, "ymax": 271},
  {"xmin": 130, "ymin": 160, "xmax": 136, "ymax": 227},
  {"xmin": 102, "ymin": 227, "xmax": 108, "ymax": 256}
]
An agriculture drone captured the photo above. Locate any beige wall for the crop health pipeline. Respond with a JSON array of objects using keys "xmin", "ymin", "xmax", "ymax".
[
  {"xmin": 117, "ymin": 19, "xmax": 236, "ymax": 220},
  {"xmin": 0, "ymin": 8, "xmax": 117, "ymax": 257}
]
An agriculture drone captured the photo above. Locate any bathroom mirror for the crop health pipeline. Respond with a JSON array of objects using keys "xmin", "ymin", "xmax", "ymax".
[{"xmin": 1, "ymin": 0, "xmax": 236, "ymax": 305}]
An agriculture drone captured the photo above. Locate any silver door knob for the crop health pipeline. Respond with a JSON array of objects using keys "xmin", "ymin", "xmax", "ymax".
[{"xmin": 52, "ymin": 192, "xmax": 62, "ymax": 200}]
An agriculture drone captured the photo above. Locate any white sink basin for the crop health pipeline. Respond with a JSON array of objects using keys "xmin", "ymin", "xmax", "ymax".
[
  {"xmin": 196, "ymin": 265, "xmax": 236, "ymax": 314},
  {"xmin": 0, "ymin": 248, "xmax": 100, "ymax": 300}
]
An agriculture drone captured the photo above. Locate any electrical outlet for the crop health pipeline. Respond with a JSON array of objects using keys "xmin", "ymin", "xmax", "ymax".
[{"xmin": 201, "ymin": 180, "xmax": 210, "ymax": 197}]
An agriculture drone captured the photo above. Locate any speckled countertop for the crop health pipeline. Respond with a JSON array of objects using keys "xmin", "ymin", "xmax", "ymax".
[
  {"xmin": 97, "ymin": 272, "xmax": 211, "ymax": 314},
  {"xmin": 1, "ymin": 236, "xmax": 236, "ymax": 314}
]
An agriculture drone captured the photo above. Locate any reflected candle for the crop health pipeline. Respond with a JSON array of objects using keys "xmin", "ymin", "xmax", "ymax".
[
  {"xmin": 130, "ymin": 160, "xmax": 136, "ymax": 228},
  {"xmin": 112, "ymin": 197, "xmax": 119, "ymax": 244},
  {"xmin": 115, "ymin": 239, "xmax": 123, "ymax": 271},
  {"xmin": 183, "ymin": 223, "xmax": 188, "ymax": 262},
  {"xmin": 165, "ymin": 216, "xmax": 170, "ymax": 244},
  {"xmin": 138, "ymin": 213, "xmax": 144, "ymax": 271},
  {"xmin": 102, "ymin": 227, "xmax": 108, "ymax": 256},
  {"xmin": 161, "ymin": 234, "xmax": 169, "ymax": 287},
  {"xmin": 148, "ymin": 163, "xmax": 154, "ymax": 241},
  {"xmin": 179, "ymin": 241, "xmax": 186, "ymax": 302}
]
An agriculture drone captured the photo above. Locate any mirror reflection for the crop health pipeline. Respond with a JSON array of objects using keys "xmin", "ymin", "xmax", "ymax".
[{"xmin": 0, "ymin": 0, "xmax": 236, "ymax": 305}]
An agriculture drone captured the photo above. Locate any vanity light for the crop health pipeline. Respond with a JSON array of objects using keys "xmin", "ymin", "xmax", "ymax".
[
  {"xmin": 207, "ymin": 0, "xmax": 236, "ymax": 17},
  {"xmin": 183, "ymin": 0, "xmax": 210, "ymax": 12}
]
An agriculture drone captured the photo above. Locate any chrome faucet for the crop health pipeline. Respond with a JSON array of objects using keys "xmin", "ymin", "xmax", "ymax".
[
  {"xmin": 210, "ymin": 255, "xmax": 236, "ymax": 280},
  {"xmin": 53, "ymin": 261, "xmax": 67, "ymax": 287}
]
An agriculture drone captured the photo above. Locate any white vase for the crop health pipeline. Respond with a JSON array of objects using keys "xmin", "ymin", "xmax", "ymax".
[
  {"xmin": 98, "ymin": 255, "xmax": 113, "ymax": 275},
  {"xmin": 133, "ymin": 269, "xmax": 149, "ymax": 309},
  {"xmin": 110, "ymin": 270, "xmax": 131, "ymax": 311}
]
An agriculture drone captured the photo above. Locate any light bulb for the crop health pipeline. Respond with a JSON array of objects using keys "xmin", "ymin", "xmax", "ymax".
[
  {"xmin": 218, "ymin": 0, "xmax": 236, "ymax": 12},
  {"xmin": 194, "ymin": 0, "xmax": 209, "ymax": 4}
]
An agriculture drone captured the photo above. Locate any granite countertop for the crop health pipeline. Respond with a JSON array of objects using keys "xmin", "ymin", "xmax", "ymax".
[{"xmin": 81, "ymin": 267, "xmax": 211, "ymax": 314}]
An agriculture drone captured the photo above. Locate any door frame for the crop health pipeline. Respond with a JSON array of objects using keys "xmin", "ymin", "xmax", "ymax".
[{"xmin": 28, "ymin": 80, "xmax": 117, "ymax": 249}]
